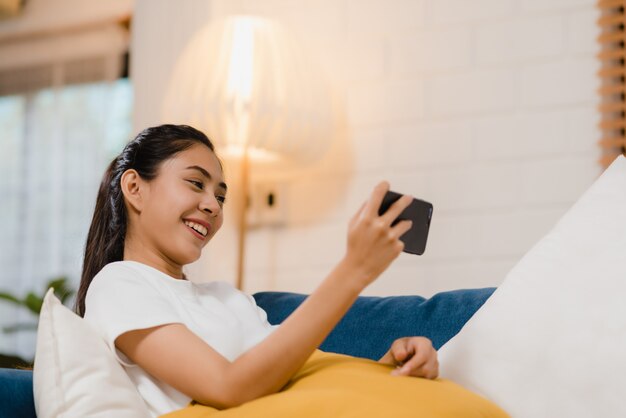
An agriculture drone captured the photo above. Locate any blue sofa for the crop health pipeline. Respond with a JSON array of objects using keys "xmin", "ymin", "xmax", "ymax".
[{"xmin": 0, "ymin": 287, "xmax": 495, "ymax": 418}]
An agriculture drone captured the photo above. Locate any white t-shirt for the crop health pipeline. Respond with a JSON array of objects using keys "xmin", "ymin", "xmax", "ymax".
[{"xmin": 83, "ymin": 260, "xmax": 278, "ymax": 417}]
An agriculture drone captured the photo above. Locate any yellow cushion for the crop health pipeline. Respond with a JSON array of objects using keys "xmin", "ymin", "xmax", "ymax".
[{"xmin": 160, "ymin": 350, "xmax": 509, "ymax": 418}]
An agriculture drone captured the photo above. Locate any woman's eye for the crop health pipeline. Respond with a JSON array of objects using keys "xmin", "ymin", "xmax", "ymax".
[{"xmin": 188, "ymin": 180, "xmax": 226, "ymax": 205}]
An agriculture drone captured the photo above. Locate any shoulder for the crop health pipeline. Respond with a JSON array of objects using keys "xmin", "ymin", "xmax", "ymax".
[
  {"xmin": 95, "ymin": 260, "xmax": 154, "ymax": 279},
  {"xmin": 90, "ymin": 261, "xmax": 169, "ymax": 289},
  {"xmin": 88, "ymin": 262, "xmax": 140, "ymax": 294},
  {"xmin": 86, "ymin": 261, "xmax": 170, "ymax": 310},
  {"xmin": 84, "ymin": 261, "xmax": 185, "ymax": 326}
]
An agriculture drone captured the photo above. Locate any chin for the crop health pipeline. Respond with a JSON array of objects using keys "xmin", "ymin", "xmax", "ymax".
[
  {"xmin": 171, "ymin": 246, "xmax": 202, "ymax": 266},
  {"xmin": 182, "ymin": 252, "xmax": 202, "ymax": 265}
]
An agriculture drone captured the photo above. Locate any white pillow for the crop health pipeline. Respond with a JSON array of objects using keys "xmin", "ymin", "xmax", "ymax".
[
  {"xmin": 33, "ymin": 288, "xmax": 151, "ymax": 418},
  {"xmin": 438, "ymin": 155, "xmax": 626, "ymax": 417}
]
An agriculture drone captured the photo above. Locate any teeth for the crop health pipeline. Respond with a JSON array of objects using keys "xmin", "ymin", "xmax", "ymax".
[{"xmin": 184, "ymin": 221, "xmax": 208, "ymax": 237}]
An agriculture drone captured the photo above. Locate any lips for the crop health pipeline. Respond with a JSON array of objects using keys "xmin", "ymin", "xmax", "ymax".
[{"xmin": 183, "ymin": 218, "xmax": 211, "ymax": 240}]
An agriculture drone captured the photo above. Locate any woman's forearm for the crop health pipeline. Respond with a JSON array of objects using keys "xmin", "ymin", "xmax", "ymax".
[{"xmin": 223, "ymin": 258, "xmax": 365, "ymax": 405}]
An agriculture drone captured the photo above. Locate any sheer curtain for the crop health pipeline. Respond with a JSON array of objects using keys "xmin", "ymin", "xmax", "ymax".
[{"xmin": 0, "ymin": 79, "xmax": 132, "ymax": 360}]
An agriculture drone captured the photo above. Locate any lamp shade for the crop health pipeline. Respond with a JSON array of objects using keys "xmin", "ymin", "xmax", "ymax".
[{"xmin": 163, "ymin": 15, "xmax": 335, "ymax": 163}]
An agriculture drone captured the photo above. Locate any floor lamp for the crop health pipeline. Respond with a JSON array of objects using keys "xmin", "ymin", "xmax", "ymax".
[{"xmin": 163, "ymin": 16, "xmax": 335, "ymax": 290}]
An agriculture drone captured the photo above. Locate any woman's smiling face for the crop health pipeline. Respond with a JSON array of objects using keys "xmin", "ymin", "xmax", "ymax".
[{"xmin": 130, "ymin": 142, "xmax": 227, "ymax": 269}]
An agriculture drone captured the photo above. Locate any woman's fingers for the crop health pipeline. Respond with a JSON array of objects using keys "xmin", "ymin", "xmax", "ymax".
[
  {"xmin": 380, "ymin": 194, "xmax": 413, "ymax": 227},
  {"xmin": 413, "ymin": 354, "xmax": 439, "ymax": 379},
  {"xmin": 362, "ymin": 181, "xmax": 414, "ymax": 228},
  {"xmin": 390, "ymin": 219, "xmax": 413, "ymax": 240},
  {"xmin": 390, "ymin": 337, "xmax": 439, "ymax": 379},
  {"xmin": 399, "ymin": 356, "xmax": 435, "ymax": 378},
  {"xmin": 390, "ymin": 338, "xmax": 412, "ymax": 363},
  {"xmin": 363, "ymin": 181, "xmax": 390, "ymax": 219},
  {"xmin": 392, "ymin": 351, "xmax": 428, "ymax": 376}
]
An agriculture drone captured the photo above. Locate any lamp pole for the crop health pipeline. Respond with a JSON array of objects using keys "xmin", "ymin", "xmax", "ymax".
[{"xmin": 235, "ymin": 144, "xmax": 250, "ymax": 290}]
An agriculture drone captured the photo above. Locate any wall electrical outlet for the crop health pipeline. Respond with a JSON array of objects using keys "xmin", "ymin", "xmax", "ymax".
[{"xmin": 247, "ymin": 181, "xmax": 288, "ymax": 228}]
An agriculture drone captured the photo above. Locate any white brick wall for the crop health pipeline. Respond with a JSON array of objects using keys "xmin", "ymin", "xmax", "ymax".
[
  {"xmin": 475, "ymin": 16, "xmax": 564, "ymax": 64},
  {"xmin": 427, "ymin": 0, "xmax": 514, "ymax": 25},
  {"xmin": 389, "ymin": 27, "xmax": 472, "ymax": 74},
  {"xmin": 196, "ymin": 0, "xmax": 601, "ymax": 297}
]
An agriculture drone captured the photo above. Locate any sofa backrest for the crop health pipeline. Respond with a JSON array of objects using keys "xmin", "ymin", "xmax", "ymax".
[
  {"xmin": 253, "ymin": 287, "xmax": 496, "ymax": 360},
  {"xmin": 0, "ymin": 287, "xmax": 496, "ymax": 417}
]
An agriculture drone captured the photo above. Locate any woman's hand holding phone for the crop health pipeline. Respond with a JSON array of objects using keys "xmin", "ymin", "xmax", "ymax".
[{"xmin": 343, "ymin": 181, "xmax": 413, "ymax": 289}]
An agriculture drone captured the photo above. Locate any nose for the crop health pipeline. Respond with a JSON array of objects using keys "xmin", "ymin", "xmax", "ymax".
[{"xmin": 200, "ymin": 194, "xmax": 221, "ymax": 216}]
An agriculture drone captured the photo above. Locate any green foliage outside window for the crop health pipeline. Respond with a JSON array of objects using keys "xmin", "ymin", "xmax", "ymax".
[{"xmin": 0, "ymin": 277, "xmax": 75, "ymax": 368}]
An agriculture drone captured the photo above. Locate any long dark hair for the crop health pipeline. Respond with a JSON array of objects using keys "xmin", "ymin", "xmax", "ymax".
[{"xmin": 75, "ymin": 124, "xmax": 216, "ymax": 317}]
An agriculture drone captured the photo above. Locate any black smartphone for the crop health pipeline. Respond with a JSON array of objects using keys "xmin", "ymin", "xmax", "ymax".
[{"xmin": 378, "ymin": 190, "xmax": 433, "ymax": 255}]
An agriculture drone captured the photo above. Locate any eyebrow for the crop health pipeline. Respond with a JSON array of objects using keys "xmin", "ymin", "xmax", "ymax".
[{"xmin": 185, "ymin": 165, "xmax": 228, "ymax": 192}]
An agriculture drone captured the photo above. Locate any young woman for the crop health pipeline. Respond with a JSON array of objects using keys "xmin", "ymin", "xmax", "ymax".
[{"xmin": 76, "ymin": 124, "xmax": 507, "ymax": 417}]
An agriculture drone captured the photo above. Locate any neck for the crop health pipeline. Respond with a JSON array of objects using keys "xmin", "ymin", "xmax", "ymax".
[{"xmin": 123, "ymin": 235, "xmax": 186, "ymax": 280}]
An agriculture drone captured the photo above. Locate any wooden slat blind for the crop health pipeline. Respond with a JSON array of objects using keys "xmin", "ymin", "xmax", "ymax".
[{"xmin": 598, "ymin": 0, "xmax": 626, "ymax": 167}]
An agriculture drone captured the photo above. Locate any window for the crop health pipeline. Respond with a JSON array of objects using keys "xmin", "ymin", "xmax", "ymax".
[{"xmin": 0, "ymin": 79, "xmax": 132, "ymax": 359}]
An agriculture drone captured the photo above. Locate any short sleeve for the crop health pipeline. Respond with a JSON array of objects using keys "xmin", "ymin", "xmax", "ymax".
[
  {"xmin": 83, "ymin": 264, "xmax": 184, "ymax": 367},
  {"xmin": 244, "ymin": 293, "xmax": 280, "ymax": 332}
]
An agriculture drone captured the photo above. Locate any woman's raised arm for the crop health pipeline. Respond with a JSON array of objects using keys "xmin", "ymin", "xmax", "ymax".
[{"xmin": 115, "ymin": 181, "xmax": 413, "ymax": 409}]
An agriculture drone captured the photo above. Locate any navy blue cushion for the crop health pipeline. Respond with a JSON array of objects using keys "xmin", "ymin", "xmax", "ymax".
[
  {"xmin": 253, "ymin": 287, "xmax": 496, "ymax": 361},
  {"xmin": 0, "ymin": 368, "xmax": 37, "ymax": 418}
]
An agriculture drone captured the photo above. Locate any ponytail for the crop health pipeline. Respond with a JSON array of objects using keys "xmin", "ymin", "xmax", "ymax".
[
  {"xmin": 75, "ymin": 158, "xmax": 127, "ymax": 316},
  {"xmin": 74, "ymin": 124, "xmax": 216, "ymax": 317}
]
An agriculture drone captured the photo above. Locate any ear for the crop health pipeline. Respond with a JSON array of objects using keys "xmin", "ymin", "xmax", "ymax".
[{"xmin": 120, "ymin": 169, "xmax": 145, "ymax": 213}]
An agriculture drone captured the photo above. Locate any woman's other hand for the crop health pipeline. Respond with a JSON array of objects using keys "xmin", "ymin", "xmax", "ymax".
[
  {"xmin": 378, "ymin": 336, "xmax": 439, "ymax": 379},
  {"xmin": 343, "ymin": 181, "xmax": 413, "ymax": 289}
]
